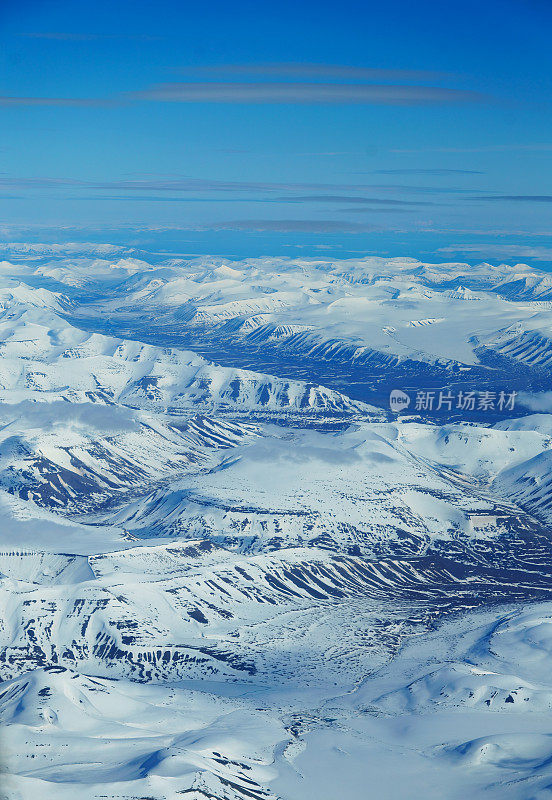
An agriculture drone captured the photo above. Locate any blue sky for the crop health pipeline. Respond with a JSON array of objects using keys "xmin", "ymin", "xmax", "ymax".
[{"xmin": 0, "ymin": 0, "xmax": 551, "ymax": 262}]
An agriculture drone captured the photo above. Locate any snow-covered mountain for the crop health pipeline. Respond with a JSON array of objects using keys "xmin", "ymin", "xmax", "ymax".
[
  {"xmin": 3, "ymin": 246, "xmax": 552, "ymax": 799},
  {"xmin": 0, "ymin": 297, "xmax": 372, "ymax": 417},
  {"xmin": 63, "ymin": 255, "xmax": 552, "ymax": 375}
]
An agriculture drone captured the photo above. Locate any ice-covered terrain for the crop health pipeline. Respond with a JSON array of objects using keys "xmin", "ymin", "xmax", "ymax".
[{"xmin": 3, "ymin": 247, "xmax": 552, "ymax": 799}]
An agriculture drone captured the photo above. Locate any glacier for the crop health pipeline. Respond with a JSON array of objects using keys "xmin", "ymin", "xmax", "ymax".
[{"xmin": 2, "ymin": 247, "xmax": 552, "ymax": 798}]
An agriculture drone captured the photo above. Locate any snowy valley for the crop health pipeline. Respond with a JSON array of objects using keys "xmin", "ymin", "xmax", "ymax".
[{"xmin": 2, "ymin": 247, "xmax": 552, "ymax": 799}]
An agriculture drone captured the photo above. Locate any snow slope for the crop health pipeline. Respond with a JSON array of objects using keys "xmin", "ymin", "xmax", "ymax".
[
  {"xmin": 2, "ymin": 248, "xmax": 552, "ymax": 799},
  {"xmin": 64, "ymin": 254, "xmax": 552, "ymax": 371},
  {"xmin": 0, "ymin": 298, "xmax": 373, "ymax": 417}
]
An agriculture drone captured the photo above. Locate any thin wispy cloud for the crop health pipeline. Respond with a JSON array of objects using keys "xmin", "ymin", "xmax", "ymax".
[
  {"xmin": 0, "ymin": 174, "xmax": 481, "ymax": 195},
  {"xmin": 19, "ymin": 32, "xmax": 160, "ymax": 41},
  {"xmin": 271, "ymin": 195, "xmax": 433, "ymax": 205},
  {"xmin": 129, "ymin": 82, "xmax": 486, "ymax": 105},
  {"xmin": 186, "ymin": 63, "xmax": 449, "ymax": 81},
  {"xmin": 438, "ymin": 244, "xmax": 552, "ymax": 261},
  {"xmin": 78, "ymin": 193, "xmax": 432, "ymax": 206},
  {"xmin": 0, "ymin": 96, "xmax": 104, "ymax": 107},
  {"xmin": 392, "ymin": 144, "xmax": 552, "ymax": 154},
  {"xmin": 0, "ymin": 175, "xmax": 88, "ymax": 188},
  {"xmin": 19, "ymin": 32, "xmax": 108, "ymax": 41},
  {"xmin": 0, "ymin": 59, "xmax": 488, "ymax": 108},
  {"xmin": 472, "ymin": 195, "xmax": 552, "ymax": 202},
  {"xmin": 197, "ymin": 219, "xmax": 378, "ymax": 233},
  {"xmin": 218, "ymin": 148, "xmax": 365, "ymax": 156},
  {"xmin": 333, "ymin": 207, "xmax": 419, "ymax": 214},
  {"xmin": 372, "ymin": 168, "xmax": 484, "ymax": 175},
  {"xmin": 422, "ymin": 227, "xmax": 552, "ymax": 238}
]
